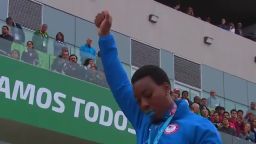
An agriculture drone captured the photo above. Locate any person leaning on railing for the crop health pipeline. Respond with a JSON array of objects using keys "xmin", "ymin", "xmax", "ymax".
[
  {"xmin": 6, "ymin": 17, "xmax": 25, "ymax": 44},
  {"xmin": 0, "ymin": 25, "xmax": 14, "ymax": 56},
  {"xmin": 32, "ymin": 24, "xmax": 49, "ymax": 53},
  {"xmin": 54, "ymin": 32, "xmax": 67, "ymax": 56}
]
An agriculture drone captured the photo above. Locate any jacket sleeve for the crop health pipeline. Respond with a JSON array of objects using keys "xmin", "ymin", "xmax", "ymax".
[{"xmin": 98, "ymin": 34, "xmax": 144, "ymax": 129}]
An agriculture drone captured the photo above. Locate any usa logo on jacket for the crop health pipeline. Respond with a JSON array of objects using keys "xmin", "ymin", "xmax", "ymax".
[{"xmin": 164, "ymin": 124, "xmax": 179, "ymax": 134}]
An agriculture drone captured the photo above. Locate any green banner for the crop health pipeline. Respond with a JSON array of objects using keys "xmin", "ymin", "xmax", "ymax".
[{"xmin": 0, "ymin": 55, "xmax": 136, "ymax": 144}]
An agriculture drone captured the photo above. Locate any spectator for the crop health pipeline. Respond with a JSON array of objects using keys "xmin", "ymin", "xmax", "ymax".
[
  {"xmin": 237, "ymin": 110, "xmax": 244, "ymax": 120},
  {"xmin": 181, "ymin": 90, "xmax": 192, "ymax": 105},
  {"xmin": 235, "ymin": 22, "xmax": 243, "ymax": 36},
  {"xmin": 205, "ymin": 16, "xmax": 211, "ymax": 23},
  {"xmin": 10, "ymin": 49, "xmax": 20, "ymax": 60},
  {"xmin": 236, "ymin": 116, "xmax": 244, "ymax": 136},
  {"xmin": 0, "ymin": 25, "xmax": 14, "ymax": 55},
  {"xmin": 51, "ymin": 48, "xmax": 69, "ymax": 73},
  {"xmin": 32, "ymin": 24, "xmax": 49, "ymax": 52},
  {"xmin": 208, "ymin": 90, "xmax": 220, "ymax": 108},
  {"xmin": 229, "ymin": 22, "xmax": 235, "ymax": 33},
  {"xmin": 181, "ymin": 90, "xmax": 188, "ymax": 99},
  {"xmin": 219, "ymin": 117, "xmax": 236, "ymax": 136},
  {"xmin": 251, "ymin": 119, "xmax": 256, "ymax": 142},
  {"xmin": 201, "ymin": 98, "xmax": 211, "ymax": 115},
  {"xmin": 186, "ymin": 6, "xmax": 194, "ymax": 16},
  {"xmin": 245, "ymin": 112, "xmax": 255, "ymax": 123},
  {"xmin": 239, "ymin": 123, "xmax": 255, "ymax": 142},
  {"xmin": 201, "ymin": 108, "xmax": 210, "ymax": 120},
  {"xmin": 174, "ymin": 4, "xmax": 180, "ymax": 10},
  {"xmin": 218, "ymin": 18, "xmax": 229, "ymax": 30},
  {"xmin": 64, "ymin": 54, "xmax": 85, "ymax": 79},
  {"xmin": 85, "ymin": 63, "xmax": 106, "ymax": 87},
  {"xmin": 218, "ymin": 107, "xmax": 225, "ymax": 122},
  {"xmin": 5, "ymin": 17, "xmax": 25, "ymax": 43},
  {"xmin": 21, "ymin": 41, "xmax": 39, "ymax": 65},
  {"xmin": 80, "ymin": 38, "xmax": 96, "ymax": 63},
  {"xmin": 193, "ymin": 96, "xmax": 201, "ymax": 105},
  {"xmin": 223, "ymin": 111, "xmax": 230, "ymax": 119},
  {"xmin": 229, "ymin": 109, "xmax": 238, "ymax": 130},
  {"xmin": 211, "ymin": 112, "xmax": 222, "ymax": 129},
  {"xmin": 191, "ymin": 103, "xmax": 200, "ymax": 115},
  {"xmin": 172, "ymin": 88, "xmax": 181, "ymax": 100},
  {"xmin": 215, "ymin": 106, "xmax": 221, "ymax": 113},
  {"xmin": 54, "ymin": 32, "xmax": 67, "ymax": 56},
  {"xmin": 83, "ymin": 58, "xmax": 97, "ymax": 70},
  {"xmin": 248, "ymin": 102, "xmax": 256, "ymax": 116}
]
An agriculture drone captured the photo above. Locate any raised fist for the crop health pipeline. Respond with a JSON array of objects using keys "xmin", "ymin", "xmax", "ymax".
[{"xmin": 94, "ymin": 11, "xmax": 112, "ymax": 36}]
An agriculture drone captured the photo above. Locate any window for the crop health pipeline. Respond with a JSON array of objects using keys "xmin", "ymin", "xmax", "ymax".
[
  {"xmin": 9, "ymin": 0, "xmax": 42, "ymax": 30},
  {"xmin": 174, "ymin": 56, "xmax": 201, "ymax": 88},
  {"xmin": 131, "ymin": 40, "xmax": 160, "ymax": 67}
]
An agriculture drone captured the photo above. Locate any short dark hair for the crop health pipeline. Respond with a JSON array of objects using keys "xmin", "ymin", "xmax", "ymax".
[
  {"xmin": 215, "ymin": 106, "xmax": 221, "ymax": 111},
  {"xmin": 131, "ymin": 65, "xmax": 170, "ymax": 85},
  {"xmin": 84, "ymin": 58, "xmax": 93, "ymax": 66},
  {"xmin": 2, "ymin": 25, "xmax": 9, "ymax": 31},
  {"xmin": 237, "ymin": 109, "xmax": 244, "ymax": 114},
  {"xmin": 182, "ymin": 91, "xmax": 188, "ymax": 96},
  {"xmin": 213, "ymin": 111, "xmax": 219, "ymax": 115},
  {"xmin": 202, "ymin": 98, "xmax": 207, "ymax": 101},
  {"xmin": 230, "ymin": 109, "xmax": 237, "ymax": 114},
  {"xmin": 222, "ymin": 117, "xmax": 228, "ymax": 121},
  {"xmin": 27, "ymin": 41, "xmax": 33, "ymax": 45},
  {"xmin": 5, "ymin": 17, "xmax": 12, "ymax": 22},
  {"xmin": 69, "ymin": 54, "xmax": 77, "ymax": 59},
  {"xmin": 224, "ymin": 111, "xmax": 229, "ymax": 115},
  {"xmin": 220, "ymin": 106, "xmax": 225, "ymax": 111},
  {"xmin": 56, "ymin": 32, "xmax": 64, "ymax": 42}
]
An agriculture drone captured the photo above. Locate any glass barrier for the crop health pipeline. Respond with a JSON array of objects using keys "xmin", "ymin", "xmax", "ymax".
[
  {"xmin": 49, "ymin": 55, "xmax": 108, "ymax": 88},
  {"xmin": 220, "ymin": 132, "xmax": 234, "ymax": 144},
  {"xmin": 0, "ymin": 20, "xmax": 108, "ymax": 88},
  {"xmin": 219, "ymin": 131, "xmax": 256, "ymax": 144},
  {"xmin": 232, "ymin": 136, "xmax": 248, "ymax": 144}
]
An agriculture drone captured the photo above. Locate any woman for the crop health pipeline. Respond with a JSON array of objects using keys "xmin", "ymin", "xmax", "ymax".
[
  {"xmin": 239, "ymin": 122, "xmax": 255, "ymax": 142},
  {"xmin": 10, "ymin": 49, "xmax": 20, "ymax": 60},
  {"xmin": 54, "ymin": 32, "xmax": 66, "ymax": 56},
  {"xmin": 21, "ymin": 41, "xmax": 39, "ymax": 65},
  {"xmin": 251, "ymin": 119, "xmax": 256, "ymax": 142}
]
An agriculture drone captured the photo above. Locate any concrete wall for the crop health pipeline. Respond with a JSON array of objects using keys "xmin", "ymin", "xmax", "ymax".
[{"xmin": 35, "ymin": 0, "xmax": 256, "ymax": 83}]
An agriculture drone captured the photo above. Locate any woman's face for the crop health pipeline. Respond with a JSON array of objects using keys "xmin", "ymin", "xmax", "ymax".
[
  {"xmin": 244, "ymin": 123, "xmax": 251, "ymax": 132},
  {"xmin": 253, "ymin": 120, "xmax": 256, "ymax": 128},
  {"xmin": 27, "ymin": 42, "xmax": 33, "ymax": 49},
  {"xmin": 57, "ymin": 33, "xmax": 63, "ymax": 41},
  {"xmin": 11, "ymin": 51, "xmax": 19, "ymax": 59}
]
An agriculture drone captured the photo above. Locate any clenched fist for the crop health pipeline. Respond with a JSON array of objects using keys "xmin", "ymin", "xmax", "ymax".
[{"xmin": 95, "ymin": 11, "xmax": 112, "ymax": 36}]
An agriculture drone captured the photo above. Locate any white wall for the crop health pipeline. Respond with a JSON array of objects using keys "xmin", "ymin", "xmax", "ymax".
[{"xmin": 36, "ymin": 0, "xmax": 256, "ymax": 83}]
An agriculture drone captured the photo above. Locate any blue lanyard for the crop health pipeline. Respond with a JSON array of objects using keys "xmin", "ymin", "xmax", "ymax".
[{"xmin": 147, "ymin": 115, "xmax": 174, "ymax": 144}]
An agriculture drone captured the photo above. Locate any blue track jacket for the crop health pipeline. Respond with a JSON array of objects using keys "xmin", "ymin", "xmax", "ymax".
[{"xmin": 99, "ymin": 34, "xmax": 222, "ymax": 144}]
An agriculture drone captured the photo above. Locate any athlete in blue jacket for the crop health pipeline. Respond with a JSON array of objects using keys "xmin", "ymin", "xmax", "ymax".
[{"xmin": 95, "ymin": 11, "xmax": 222, "ymax": 144}]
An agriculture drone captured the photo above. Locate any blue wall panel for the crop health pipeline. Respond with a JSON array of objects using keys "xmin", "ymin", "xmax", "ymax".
[
  {"xmin": 224, "ymin": 73, "xmax": 248, "ymax": 105},
  {"xmin": 202, "ymin": 65, "xmax": 224, "ymax": 97}
]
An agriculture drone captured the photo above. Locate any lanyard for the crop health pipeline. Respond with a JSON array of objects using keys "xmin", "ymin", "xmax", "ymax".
[{"xmin": 147, "ymin": 115, "xmax": 174, "ymax": 144}]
